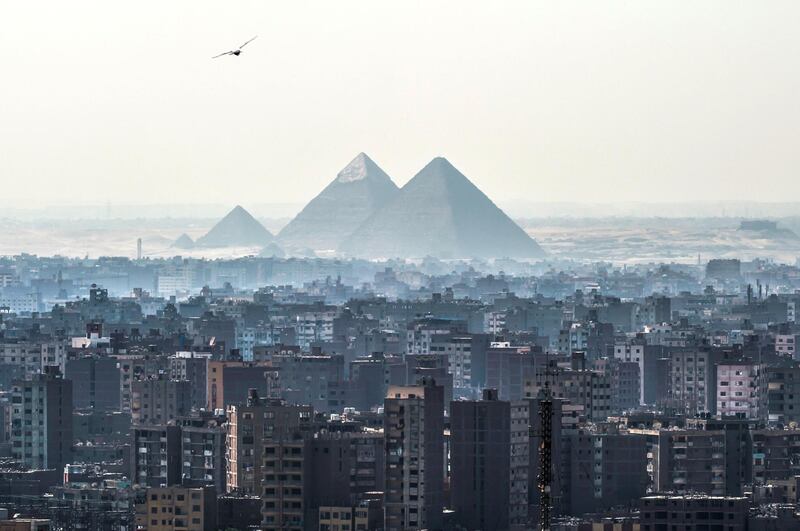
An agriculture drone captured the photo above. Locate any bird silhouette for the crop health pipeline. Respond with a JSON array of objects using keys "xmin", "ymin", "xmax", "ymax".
[{"xmin": 212, "ymin": 36, "xmax": 258, "ymax": 59}]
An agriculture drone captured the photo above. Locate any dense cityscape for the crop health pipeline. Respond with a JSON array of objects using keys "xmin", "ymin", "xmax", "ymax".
[
  {"xmin": 5, "ymin": 2, "xmax": 800, "ymax": 530},
  {"xmin": 2, "ymin": 152, "xmax": 799, "ymax": 531},
  {"xmin": 2, "ymin": 247, "xmax": 800, "ymax": 530}
]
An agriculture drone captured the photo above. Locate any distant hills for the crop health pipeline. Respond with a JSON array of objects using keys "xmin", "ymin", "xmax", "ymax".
[
  {"xmin": 738, "ymin": 219, "xmax": 799, "ymax": 240},
  {"xmin": 338, "ymin": 157, "xmax": 545, "ymax": 260},
  {"xmin": 193, "ymin": 205, "xmax": 273, "ymax": 248},
  {"xmin": 278, "ymin": 153, "xmax": 399, "ymax": 252}
]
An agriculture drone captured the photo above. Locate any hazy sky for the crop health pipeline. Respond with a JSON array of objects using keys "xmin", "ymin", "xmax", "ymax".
[{"xmin": 2, "ymin": 1, "xmax": 799, "ymax": 209}]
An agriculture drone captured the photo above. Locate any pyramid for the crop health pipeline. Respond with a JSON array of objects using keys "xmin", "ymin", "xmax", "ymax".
[
  {"xmin": 338, "ymin": 157, "xmax": 545, "ymax": 259},
  {"xmin": 195, "ymin": 205, "xmax": 273, "ymax": 247},
  {"xmin": 278, "ymin": 153, "xmax": 399, "ymax": 251},
  {"xmin": 172, "ymin": 233, "xmax": 195, "ymax": 249},
  {"xmin": 259, "ymin": 242, "xmax": 286, "ymax": 258}
]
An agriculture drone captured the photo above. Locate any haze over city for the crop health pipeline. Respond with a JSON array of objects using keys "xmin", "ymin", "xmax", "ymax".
[{"xmin": 3, "ymin": 3, "xmax": 800, "ymax": 531}]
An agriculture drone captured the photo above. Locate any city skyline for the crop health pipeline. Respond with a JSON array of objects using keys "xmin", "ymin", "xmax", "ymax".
[{"xmin": 5, "ymin": 3, "xmax": 800, "ymax": 530}]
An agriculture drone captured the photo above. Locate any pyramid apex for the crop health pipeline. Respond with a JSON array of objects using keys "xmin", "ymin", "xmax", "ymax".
[
  {"xmin": 337, "ymin": 152, "xmax": 384, "ymax": 183},
  {"xmin": 422, "ymin": 156, "xmax": 457, "ymax": 171}
]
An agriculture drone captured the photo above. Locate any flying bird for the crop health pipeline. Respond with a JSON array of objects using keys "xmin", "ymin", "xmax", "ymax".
[{"xmin": 212, "ymin": 36, "xmax": 258, "ymax": 59}]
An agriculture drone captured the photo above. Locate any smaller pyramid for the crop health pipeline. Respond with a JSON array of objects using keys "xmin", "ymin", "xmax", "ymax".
[
  {"xmin": 259, "ymin": 242, "xmax": 286, "ymax": 258},
  {"xmin": 172, "ymin": 233, "xmax": 195, "ymax": 249},
  {"xmin": 195, "ymin": 205, "xmax": 273, "ymax": 247}
]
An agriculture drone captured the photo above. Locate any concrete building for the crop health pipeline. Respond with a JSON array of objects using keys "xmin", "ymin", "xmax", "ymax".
[
  {"xmin": 510, "ymin": 399, "xmax": 533, "ymax": 528},
  {"xmin": 775, "ymin": 334, "xmax": 799, "ymax": 358},
  {"xmin": 344, "ymin": 433, "xmax": 385, "ymax": 501},
  {"xmin": 0, "ymin": 341, "xmax": 67, "ymax": 377},
  {"xmin": 308, "ymin": 435, "xmax": 364, "ymax": 526},
  {"xmin": 0, "ymin": 519, "xmax": 51, "ymax": 531},
  {"xmin": 132, "ymin": 425, "xmax": 182, "ymax": 488},
  {"xmin": 217, "ymin": 495, "xmax": 263, "ymax": 530},
  {"xmin": 563, "ymin": 430, "xmax": 648, "ymax": 516},
  {"xmin": 613, "ymin": 340, "xmax": 645, "ymax": 404},
  {"xmin": 168, "ymin": 352, "xmax": 210, "ymax": 410},
  {"xmin": 271, "ymin": 352, "xmax": 345, "ymax": 413},
  {"xmin": 318, "ymin": 498, "xmax": 383, "ymax": 531},
  {"xmin": 750, "ymin": 429, "xmax": 800, "ymax": 485},
  {"xmin": 10, "ymin": 369, "xmax": 73, "ymax": 471},
  {"xmin": 716, "ymin": 362, "xmax": 766, "ymax": 420},
  {"xmin": 226, "ymin": 390, "xmax": 313, "ymax": 495},
  {"xmin": 691, "ymin": 417, "xmax": 752, "ymax": 496},
  {"xmin": 0, "ymin": 292, "xmax": 41, "ymax": 314},
  {"xmin": 526, "ymin": 353, "xmax": 611, "ymax": 422},
  {"xmin": 483, "ymin": 311, "xmax": 506, "ymax": 335},
  {"xmin": 558, "ymin": 322, "xmax": 590, "ymax": 355},
  {"xmin": 135, "ymin": 486, "xmax": 217, "ymax": 531},
  {"xmin": 450, "ymin": 389, "xmax": 510, "ymax": 531},
  {"xmin": 193, "ymin": 312, "xmax": 237, "ymax": 357},
  {"xmin": 295, "ymin": 309, "xmax": 336, "ymax": 349},
  {"xmin": 260, "ymin": 428, "xmax": 384, "ymax": 531},
  {"xmin": 765, "ymin": 364, "xmax": 800, "ymax": 425},
  {"xmin": 207, "ymin": 360, "xmax": 274, "ymax": 411},
  {"xmin": 131, "ymin": 376, "xmax": 192, "ymax": 425},
  {"xmin": 317, "ymin": 507, "xmax": 354, "ymax": 531},
  {"xmin": 654, "ymin": 429, "xmax": 728, "ymax": 496},
  {"xmin": 640, "ymin": 495, "xmax": 748, "ymax": 531},
  {"xmin": 592, "ymin": 357, "xmax": 640, "ymax": 414},
  {"xmin": 486, "ymin": 342, "xmax": 534, "ymax": 401},
  {"xmin": 706, "ymin": 258, "xmax": 742, "ymax": 281},
  {"xmin": 638, "ymin": 295, "xmax": 672, "ymax": 328},
  {"xmin": 262, "ymin": 406, "xmax": 368, "ymax": 530},
  {"xmin": 178, "ymin": 414, "xmax": 226, "ymax": 493},
  {"xmin": 348, "ymin": 354, "xmax": 390, "ymax": 411},
  {"xmin": 430, "ymin": 334, "xmax": 478, "ymax": 389},
  {"xmin": 115, "ymin": 354, "xmax": 168, "ymax": 414},
  {"xmin": 668, "ymin": 349, "xmax": 716, "ymax": 415},
  {"xmin": 64, "ymin": 356, "xmax": 120, "ymax": 411},
  {"xmin": 156, "ymin": 269, "xmax": 192, "ymax": 297},
  {"xmin": 406, "ymin": 318, "xmax": 467, "ymax": 355},
  {"xmin": 260, "ymin": 432, "xmax": 311, "ymax": 531},
  {"xmin": 384, "ymin": 378, "xmax": 445, "ymax": 531},
  {"xmin": 404, "ymin": 354, "xmax": 453, "ymax": 413}
]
